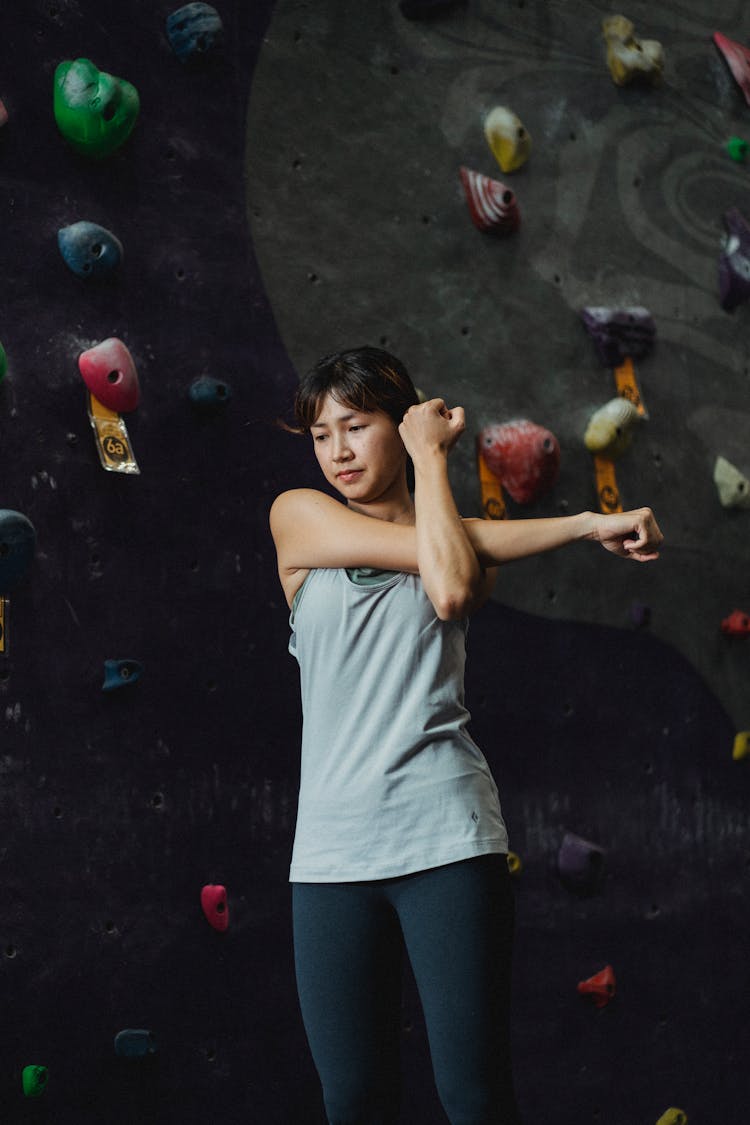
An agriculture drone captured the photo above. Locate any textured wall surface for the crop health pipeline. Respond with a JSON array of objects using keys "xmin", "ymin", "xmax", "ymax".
[{"xmin": 0, "ymin": 1, "xmax": 748, "ymax": 1124}]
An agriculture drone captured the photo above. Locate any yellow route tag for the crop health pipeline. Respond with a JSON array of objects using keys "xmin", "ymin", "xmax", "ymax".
[
  {"xmin": 0, "ymin": 597, "xmax": 6, "ymax": 655},
  {"xmin": 593, "ymin": 455, "xmax": 622, "ymax": 513},
  {"xmin": 87, "ymin": 391, "xmax": 139, "ymax": 474},
  {"xmin": 477, "ymin": 446, "xmax": 507, "ymax": 520},
  {"xmin": 613, "ymin": 356, "xmax": 648, "ymax": 418}
]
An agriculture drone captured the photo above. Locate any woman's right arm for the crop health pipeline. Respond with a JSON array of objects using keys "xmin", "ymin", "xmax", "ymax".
[{"xmin": 269, "ymin": 489, "xmax": 420, "ymax": 575}]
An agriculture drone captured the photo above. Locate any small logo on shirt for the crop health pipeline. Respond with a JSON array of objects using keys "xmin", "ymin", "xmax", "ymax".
[{"xmin": 471, "ymin": 810, "xmax": 479, "ymax": 823}]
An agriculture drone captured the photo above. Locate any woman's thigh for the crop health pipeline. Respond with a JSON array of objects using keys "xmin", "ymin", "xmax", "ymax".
[
  {"xmin": 292, "ymin": 881, "xmax": 405, "ymax": 1124},
  {"xmin": 390, "ymin": 854, "xmax": 519, "ymax": 1125}
]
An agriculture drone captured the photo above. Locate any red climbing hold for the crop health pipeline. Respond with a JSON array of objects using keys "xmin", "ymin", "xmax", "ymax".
[
  {"xmin": 721, "ymin": 609, "xmax": 750, "ymax": 636},
  {"xmin": 201, "ymin": 884, "xmax": 229, "ymax": 932},
  {"xmin": 78, "ymin": 338, "xmax": 140, "ymax": 413},
  {"xmin": 478, "ymin": 420, "xmax": 560, "ymax": 504},
  {"xmin": 459, "ymin": 167, "xmax": 520, "ymax": 234},
  {"xmin": 577, "ymin": 964, "xmax": 616, "ymax": 1008},
  {"xmin": 714, "ymin": 31, "xmax": 750, "ymax": 107}
]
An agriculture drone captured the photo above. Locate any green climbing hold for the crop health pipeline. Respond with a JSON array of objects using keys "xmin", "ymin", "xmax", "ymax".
[
  {"xmin": 727, "ymin": 136, "xmax": 748, "ymax": 162},
  {"xmin": 53, "ymin": 58, "xmax": 139, "ymax": 159},
  {"xmin": 0, "ymin": 341, "xmax": 6, "ymax": 383},
  {"xmin": 22, "ymin": 1065, "xmax": 48, "ymax": 1098}
]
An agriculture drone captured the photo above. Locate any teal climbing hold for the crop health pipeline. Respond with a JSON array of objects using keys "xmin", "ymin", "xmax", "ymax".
[
  {"xmin": 114, "ymin": 1029, "xmax": 157, "ymax": 1058},
  {"xmin": 0, "ymin": 510, "xmax": 36, "ymax": 595},
  {"xmin": 58, "ymin": 220, "xmax": 123, "ymax": 279},
  {"xmin": 0, "ymin": 340, "xmax": 6, "ymax": 382},
  {"xmin": 166, "ymin": 4, "xmax": 224, "ymax": 63},
  {"xmin": 189, "ymin": 375, "xmax": 232, "ymax": 411},
  {"xmin": 22, "ymin": 1065, "xmax": 48, "ymax": 1098},
  {"xmin": 103, "ymin": 659, "xmax": 143, "ymax": 691}
]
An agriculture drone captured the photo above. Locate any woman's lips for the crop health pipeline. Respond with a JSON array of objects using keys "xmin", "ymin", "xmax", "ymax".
[{"xmin": 337, "ymin": 470, "xmax": 362, "ymax": 482}]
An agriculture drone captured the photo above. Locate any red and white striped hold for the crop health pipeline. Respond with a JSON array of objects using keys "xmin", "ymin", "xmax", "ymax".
[
  {"xmin": 714, "ymin": 30, "xmax": 750, "ymax": 107},
  {"xmin": 459, "ymin": 166, "xmax": 520, "ymax": 234}
]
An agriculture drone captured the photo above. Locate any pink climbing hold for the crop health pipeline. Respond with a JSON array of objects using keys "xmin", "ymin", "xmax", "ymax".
[
  {"xmin": 478, "ymin": 420, "xmax": 560, "ymax": 504},
  {"xmin": 714, "ymin": 31, "xmax": 750, "ymax": 106},
  {"xmin": 459, "ymin": 166, "xmax": 520, "ymax": 234},
  {"xmin": 0, "ymin": 99, "xmax": 8, "ymax": 127},
  {"xmin": 577, "ymin": 964, "xmax": 616, "ymax": 1008},
  {"xmin": 78, "ymin": 338, "xmax": 140, "ymax": 412},
  {"xmin": 201, "ymin": 884, "xmax": 229, "ymax": 932}
]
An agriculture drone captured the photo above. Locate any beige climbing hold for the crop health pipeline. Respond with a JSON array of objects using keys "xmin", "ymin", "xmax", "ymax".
[
  {"xmin": 602, "ymin": 15, "xmax": 664, "ymax": 86},
  {"xmin": 483, "ymin": 106, "xmax": 531, "ymax": 173},
  {"xmin": 713, "ymin": 456, "xmax": 750, "ymax": 509},
  {"xmin": 584, "ymin": 397, "xmax": 641, "ymax": 458}
]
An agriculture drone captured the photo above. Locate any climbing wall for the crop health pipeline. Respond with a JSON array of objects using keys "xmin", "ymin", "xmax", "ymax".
[{"xmin": 1, "ymin": 1, "xmax": 748, "ymax": 1124}]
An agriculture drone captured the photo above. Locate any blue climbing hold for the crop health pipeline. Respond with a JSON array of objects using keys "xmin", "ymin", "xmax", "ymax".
[
  {"xmin": 58, "ymin": 221, "xmax": 123, "ymax": 280},
  {"xmin": 166, "ymin": 3, "xmax": 224, "ymax": 63},
  {"xmin": 114, "ymin": 1029, "xmax": 157, "ymax": 1059},
  {"xmin": 103, "ymin": 659, "xmax": 143, "ymax": 692},
  {"xmin": 0, "ymin": 511, "xmax": 36, "ymax": 595},
  {"xmin": 189, "ymin": 375, "xmax": 232, "ymax": 411}
]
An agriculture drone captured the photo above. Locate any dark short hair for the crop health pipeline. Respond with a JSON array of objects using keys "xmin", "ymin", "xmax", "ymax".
[{"xmin": 290, "ymin": 346, "xmax": 420, "ymax": 433}]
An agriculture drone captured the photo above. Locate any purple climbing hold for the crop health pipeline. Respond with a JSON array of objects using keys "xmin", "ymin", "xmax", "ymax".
[
  {"xmin": 557, "ymin": 831, "xmax": 606, "ymax": 895},
  {"xmin": 580, "ymin": 306, "xmax": 656, "ymax": 366},
  {"xmin": 719, "ymin": 207, "xmax": 750, "ymax": 312}
]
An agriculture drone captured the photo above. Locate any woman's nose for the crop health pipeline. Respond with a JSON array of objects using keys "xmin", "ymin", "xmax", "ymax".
[{"xmin": 331, "ymin": 433, "xmax": 353, "ymax": 460}]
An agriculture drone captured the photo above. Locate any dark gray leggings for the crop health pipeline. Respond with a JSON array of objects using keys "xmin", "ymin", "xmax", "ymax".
[{"xmin": 292, "ymin": 853, "xmax": 520, "ymax": 1125}]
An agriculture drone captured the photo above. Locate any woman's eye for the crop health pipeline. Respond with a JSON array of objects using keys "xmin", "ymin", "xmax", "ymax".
[
  {"xmin": 350, "ymin": 425, "xmax": 364, "ymax": 432},
  {"xmin": 314, "ymin": 434, "xmax": 327, "ymax": 442}
]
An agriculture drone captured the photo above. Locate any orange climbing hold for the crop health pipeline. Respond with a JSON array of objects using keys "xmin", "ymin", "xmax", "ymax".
[{"xmin": 577, "ymin": 964, "xmax": 616, "ymax": 1008}]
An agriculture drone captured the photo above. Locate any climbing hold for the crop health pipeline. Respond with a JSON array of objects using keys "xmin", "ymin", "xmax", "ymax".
[
  {"xmin": 0, "ymin": 340, "xmax": 6, "ymax": 382},
  {"xmin": 58, "ymin": 221, "xmax": 123, "ymax": 280},
  {"xmin": 201, "ymin": 884, "xmax": 229, "ymax": 931},
  {"xmin": 0, "ymin": 511, "xmax": 36, "ymax": 595},
  {"xmin": 102, "ymin": 659, "xmax": 143, "ymax": 692},
  {"xmin": 713, "ymin": 456, "xmax": 750, "ymax": 509},
  {"xmin": 732, "ymin": 731, "xmax": 750, "ymax": 761},
  {"xmin": 584, "ymin": 397, "xmax": 641, "ymax": 459},
  {"xmin": 656, "ymin": 1110, "xmax": 688, "ymax": 1125},
  {"xmin": 78, "ymin": 338, "xmax": 140, "ymax": 413},
  {"xmin": 719, "ymin": 207, "xmax": 750, "ymax": 312},
  {"xmin": 483, "ymin": 106, "xmax": 531, "ymax": 174},
  {"xmin": 53, "ymin": 58, "xmax": 139, "ymax": 159},
  {"xmin": 713, "ymin": 31, "xmax": 750, "ymax": 107},
  {"xmin": 506, "ymin": 852, "xmax": 522, "ymax": 877},
  {"xmin": 114, "ymin": 1029, "xmax": 157, "ymax": 1059},
  {"xmin": 189, "ymin": 375, "xmax": 232, "ymax": 411},
  {"xmin": 577, "ymin": 964, "xmax": 616, "ymax": 1008},
  {"xmin": 721, "ymin": 609, "xmax": 750, "ymax": 636},
  {"xmin": 557, "ymin": 831, "xmax": 606, "ymax": 894},
  {"xmin": 0, "ymin": 99, "xmax": 7, "ymax": 127},
  {"xmin": 459, "ymin": 167, "xmax": 520, "ymax": 234},
  {"xmin": 399, "ymin": 0, "xmax": 464, "ymax": 18},
  {"xmin": 22, "ymin": 1065, "xmax": 48, "ymax": 1098},
  {"xmin": 602, "ymin": 15, "xmax": 664, "ymax": 86},
  {"xmin": 580, "ymin": 306, "xmax": 656, "ymax": 367},
  {"xmin": 166, "ymin": 3, "xmax": 224, "ymax": 63},
  {"xmin": 478, "ymin": 420, "xmax": 560, "ymax": 504},
  {"xmin": 630, "ymin": 600, "xmax": 651, "ymax": 628},
  {"xmin": 727, "ymin": 136, "xmax": 748, "ymax": 162}
]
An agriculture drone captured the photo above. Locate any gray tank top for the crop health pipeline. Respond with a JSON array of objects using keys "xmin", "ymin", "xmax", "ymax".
[{"xmin": 288, "ymin": 567, "xmax": 509, "ymax": 882}]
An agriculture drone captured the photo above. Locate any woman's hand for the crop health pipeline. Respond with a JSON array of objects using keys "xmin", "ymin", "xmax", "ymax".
[
  {"xmin": 398, "ymin": 398, "xmax": 465, "ymax": 461},
  {"xmin": 587, "ymin": 507, "xmax": 664, "ymax": 561}
]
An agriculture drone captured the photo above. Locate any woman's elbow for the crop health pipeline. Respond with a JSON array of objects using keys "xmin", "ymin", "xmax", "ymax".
[{"xmin": 433, "ymin": 587, "xmax": 473, "ymax": 621}]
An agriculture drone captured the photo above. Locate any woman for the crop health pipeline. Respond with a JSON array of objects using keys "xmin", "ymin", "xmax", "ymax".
[{"xmin": 270, "ymin": 347, "xmax": 663, "ymax": 1125}]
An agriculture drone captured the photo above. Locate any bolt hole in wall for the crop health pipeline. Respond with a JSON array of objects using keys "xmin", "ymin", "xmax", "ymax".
[
  {"xmin": 151, "ymin": 793, "xmax": 164, "ymax": 809},
  {"xmin": 5, "ymin": 945, "xmax": 17, "ymax": 959}
]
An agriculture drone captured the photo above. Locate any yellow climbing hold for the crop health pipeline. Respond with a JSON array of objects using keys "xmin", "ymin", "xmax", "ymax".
[
  {"xmin": 732, "ymin": 731, "xmax": 750, "ymax": 761},
  {"xmin": 655, "ymin": 1109, "xmax": 688, "ymax": 1125},
  {"xmin": 506, "ymin": 851, "xmax": 523, "ymax": 877},
  {"xmin": 603, "ymin": 15, "xmax": 664, "ymax": 86},
  {"xmin": 483, "ymin": 106, "xmax": 531, "ymax": 173}
]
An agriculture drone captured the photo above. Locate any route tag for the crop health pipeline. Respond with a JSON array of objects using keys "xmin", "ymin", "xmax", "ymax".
[
  {"xmin": 613, "ymin": 356, "xmax": 648, "ymax": 418},
  {"xmin": 477, "ymin": 445, "xmax": 507, "ymax": 520},
  {"xmin": 87, "ymin": 390, "xmax": 139, "ymax": 474},
  {"xmin": 593, "ymin": 455, "xmax": 622, "ymax": 513}
]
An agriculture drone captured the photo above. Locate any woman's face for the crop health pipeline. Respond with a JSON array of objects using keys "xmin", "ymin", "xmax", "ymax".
[{"xmin": 310, "ymin": 393, "xmax": 407, "ymax": 503}]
